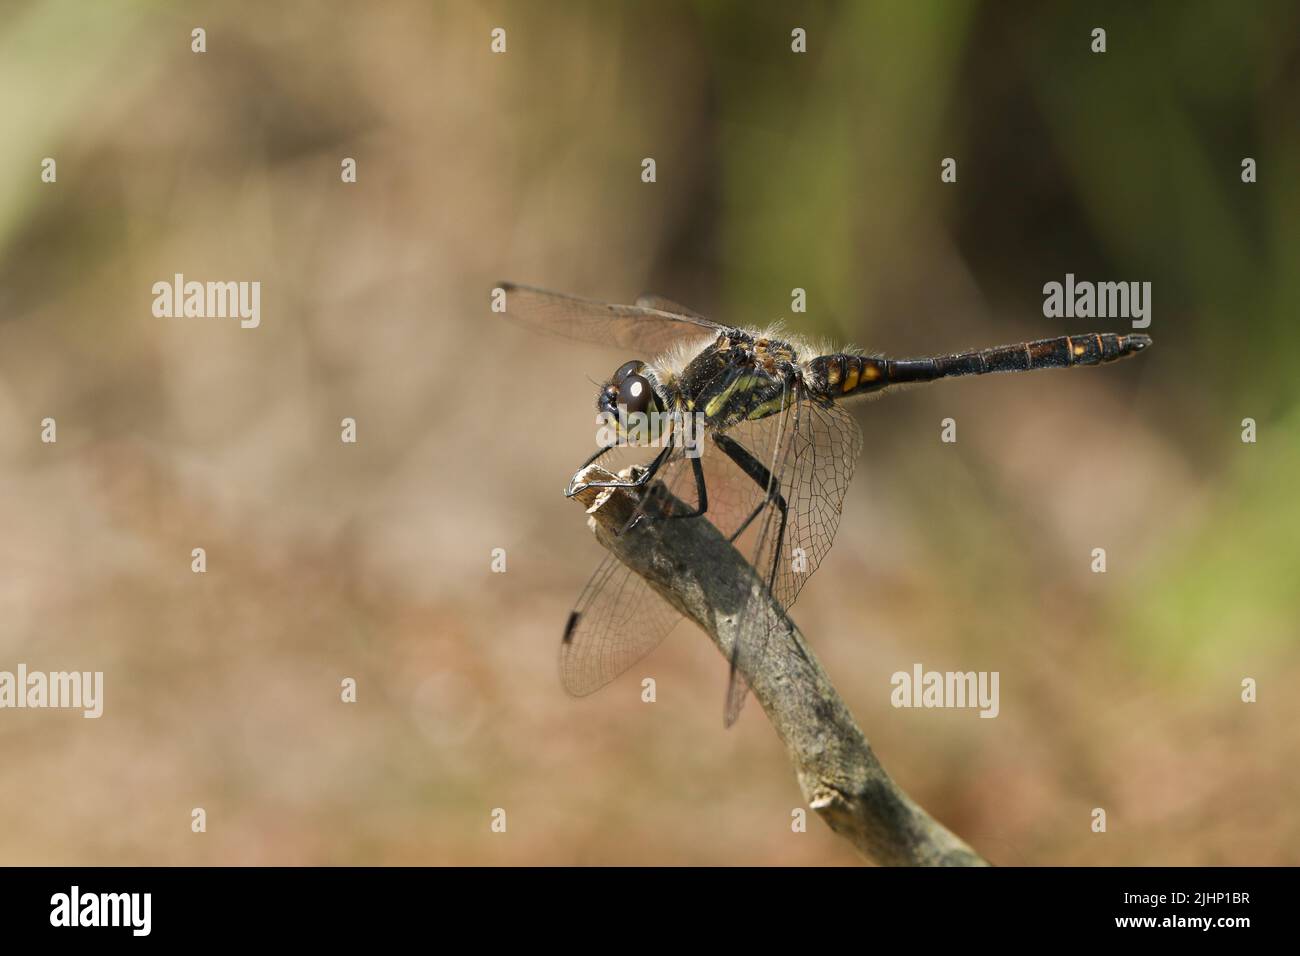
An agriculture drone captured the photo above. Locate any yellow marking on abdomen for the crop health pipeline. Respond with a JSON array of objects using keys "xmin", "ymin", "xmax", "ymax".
[{"xmin": 842, "ymin": 365, "xmax": 861, "ymax": 392}]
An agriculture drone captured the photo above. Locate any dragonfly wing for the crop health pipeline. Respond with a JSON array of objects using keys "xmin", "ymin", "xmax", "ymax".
[
  {"xmin": 579, "ymin": 433, "xmax": 767, "ymax": 722},
  {"xmin": 559, "ymin": 552, "xmax": 682, "ymax": 697},
  {"xmin": 766, "ymin": 398, "xmax": 863, "ymax": 610},
  {"xmin": 634, "ymin": 293, "xmax": 711, "ymax": 321},
  {"xmin": 718, "ymin": 394, "xmax": 864, "ymax": 725},
  {"xmin": 559, "ymin": 442, "xmax": 708, "ymax": 700},
  {"xmin": 557, "ymin": 385, "xmax": 862, "ymax": 724},
  {"xmin": 501, "ymin": 282, "xmax": 722, "ymax": 354},
  {"xmin": 723, "ymin": 647, "xmax": 753, "ymax": 727}
]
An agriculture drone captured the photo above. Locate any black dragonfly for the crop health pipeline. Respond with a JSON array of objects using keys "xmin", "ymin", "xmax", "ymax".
[{"xmin": 501, "ymin": 282, "xmax": 1151, "ymax": 725}]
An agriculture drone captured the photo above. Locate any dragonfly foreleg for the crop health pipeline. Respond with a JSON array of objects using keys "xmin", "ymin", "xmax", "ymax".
[
  {"xmin": 565, "ymin": 444, "xmax": 674, "ymax": 498},
  {"xmin": 640, "ymin": 453, "xmax": 709, "ymax": 524}
]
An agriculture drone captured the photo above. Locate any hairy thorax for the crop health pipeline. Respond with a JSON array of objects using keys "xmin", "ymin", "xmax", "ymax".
[{"xmin": 662, "ymin": 330, "xmax": 809, "ymax": 429}]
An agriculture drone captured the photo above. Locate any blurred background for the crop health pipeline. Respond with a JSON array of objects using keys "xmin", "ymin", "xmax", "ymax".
[{"xmin": 1, "ymin": 0, "xmax": 1297, "ymax": 865}]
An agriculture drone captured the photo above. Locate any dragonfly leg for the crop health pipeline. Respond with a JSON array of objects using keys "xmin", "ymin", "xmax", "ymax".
[
  {"xmin": 715, "ymin": 434, "xmax": 789, "ymax": 570},
  {"xmin": 617, "ymin": 454, "xmax": 709, "ymax": 537},
  {"xmin": 566, "ymin": 444, "xmax": 673, "ymax": 497},
  {"xmin": 716, "ymin": 433, "xmax": 792, "ymax": 727},
  {"xmin": 563, "ymin": 445, "xmax": 617, "ymax": 496},
  {"xmin": 564, "ymin": 445, "xmax": 678, "ymax": 537},
  {"xmin": 578, "ymin": 444, "xmax": 614, "ymax": 468},
  {"xmin": 642, "ymin": 454, "xmax": 709, "ymax": 520}
]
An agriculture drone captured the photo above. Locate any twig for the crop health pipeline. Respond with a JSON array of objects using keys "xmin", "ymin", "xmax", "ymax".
[{"xmin": 571, "ymin": 464, "xmax": 989, "ymax": 866}]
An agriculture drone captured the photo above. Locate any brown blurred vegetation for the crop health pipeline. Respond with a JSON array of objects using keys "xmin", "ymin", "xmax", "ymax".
[{"xmin": 0, "ymin": 0, "xmax": 1296, "ymax": 864}]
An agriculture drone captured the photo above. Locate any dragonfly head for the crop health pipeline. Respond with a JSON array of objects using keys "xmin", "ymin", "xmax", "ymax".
[{"xmin": 597, "ymin": 360, "xmax": 663, "ymax": 437}]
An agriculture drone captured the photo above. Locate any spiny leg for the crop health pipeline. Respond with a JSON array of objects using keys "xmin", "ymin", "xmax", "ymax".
[
  {"xmin": 717, "ymin": 415, "xmax": 808, "ymax": 726},
  {"xmin": 567, "ymin": 444, "xmax": 674, "ymax": 497},
  {"xmin": 619, "ymin": 452, "xmax": 709, "ymax": 537},
  {"xmin": 563, "ymin": 444, "xmax": 619, "ymax": 497},
  {"xmin": 714, "ymin": 433, "xmax": 789, "ymax": 593},
  {"xmin": 578, "ymin": 444, "xmax": 614, "ymax": 469},
  {"xmin": 642, "ymin": 452, "xmax": 709, "ymax": 523},
  {"xmin": 714, "ymin": 434, "xmax": 788, "ymax": 547},
  {"xmin": 565, "ymin": 445, "xmax": 677, "ymax": 536}
]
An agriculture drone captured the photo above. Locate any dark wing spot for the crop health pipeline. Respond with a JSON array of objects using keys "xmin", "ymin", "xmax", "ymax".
[{"xmin": 563, "ymin": 611, "xmax": 580, "ymax": 644}]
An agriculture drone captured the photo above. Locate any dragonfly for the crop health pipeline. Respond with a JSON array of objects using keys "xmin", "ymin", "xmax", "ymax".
[{"xmin": 501, "ymin": 281, "xmax": 1152, "ymax": 726}]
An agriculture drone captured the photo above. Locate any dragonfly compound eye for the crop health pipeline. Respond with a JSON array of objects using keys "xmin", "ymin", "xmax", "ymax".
[
  {"xmin": 613, "ymin": 360, "xmax": 643, "ymax": 382},
  {"xmin": 617, "ymin": 373, "xmax": 655, "ymax": 415}
]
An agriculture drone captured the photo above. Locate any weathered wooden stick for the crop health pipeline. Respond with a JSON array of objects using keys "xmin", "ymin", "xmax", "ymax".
[{"xmin": 571, "ymin": 464, "xmax": 988, "ymax": 866}]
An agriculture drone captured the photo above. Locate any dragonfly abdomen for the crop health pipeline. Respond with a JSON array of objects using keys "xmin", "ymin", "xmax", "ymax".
[
  {"xmin": 813, "ymin": 332, "xmax": 1151, "ymax": 398},
  {"xmin": 808, "ymin": 354, "xmax": 889, "ymax": 397}
]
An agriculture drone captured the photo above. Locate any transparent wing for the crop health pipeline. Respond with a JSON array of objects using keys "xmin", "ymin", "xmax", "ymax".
[
  {"xmin": 557, "ymin": 421, "xmax": 764, "ymax": 707},
  {"xmin": 634, "ymin": 293, "xmax": 710, "ymax": 320},
  {"xmin": 639, "ymin": 362, "xmax": 778, "ymax": 538},
  {"xmin": 557, "ymin": 390, "xmax": 861, "ymax": 724},
  {"xmin": 762, "ymin": 398, "xmax": 863, "ymax": 611},
  {"xmin": 501, "ymin": 282, "xmax": 722, "ymax": 353},
  {"xmin": 721, "ymin": 395, "xmax": 863, "ymax": 725},
  {"xmin": 559, "ymin": 552, "xmax": 682, "ymax": 697},
  {"xmin": 645, "ymin": 423, "xmax": 783, "ymax": 726},
  {"xmin": 634, "ymin": 389, "xmax": 862, "ymax": 725},
  {"xmin": 651, "ymin": 423, "xmax": 780, "ymax": 544}
]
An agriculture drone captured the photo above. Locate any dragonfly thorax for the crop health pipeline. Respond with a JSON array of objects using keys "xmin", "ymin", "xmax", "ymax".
[{"xmin": 677, "ymin": 332, "xmax": 805, "ymax": 428}]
